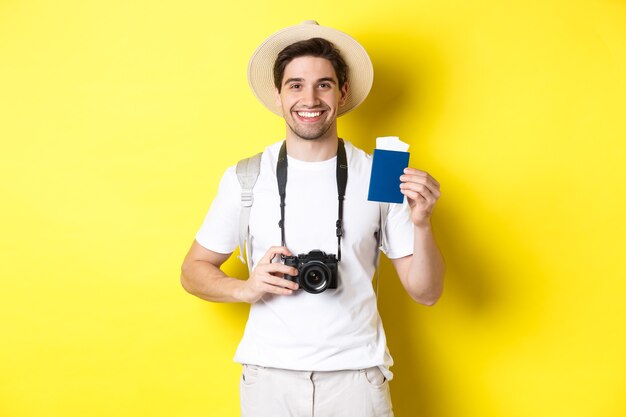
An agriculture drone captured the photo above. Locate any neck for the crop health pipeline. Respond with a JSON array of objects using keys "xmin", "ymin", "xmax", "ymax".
[{"xmin": 284, "ymin": 127, "xmax": 340, "ymax": 162}]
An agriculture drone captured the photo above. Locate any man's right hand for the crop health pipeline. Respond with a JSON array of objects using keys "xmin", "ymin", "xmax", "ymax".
[{"xmin": 236, "ymin": 246, "xmax": 300, "ymax": 304}]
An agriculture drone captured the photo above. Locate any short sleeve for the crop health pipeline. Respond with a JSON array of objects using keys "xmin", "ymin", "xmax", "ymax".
[
  {"xmin": 382, "ymin": 199, "xmax": 414, "ymax": 259},
  {"xmin": 195, "ymin": 166, "xmax": 240, "ymax": 254}
]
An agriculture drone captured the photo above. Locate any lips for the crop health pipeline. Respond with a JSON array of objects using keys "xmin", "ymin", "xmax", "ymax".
[{"xmin": 294, "ymin": 110, "xmax": 325, "ymax": 122}]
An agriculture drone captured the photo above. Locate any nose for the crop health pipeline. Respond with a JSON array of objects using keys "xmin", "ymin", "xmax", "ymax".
[{"xmin": 301, "ymin": 86, "xmax": 320, "ymax": 107}]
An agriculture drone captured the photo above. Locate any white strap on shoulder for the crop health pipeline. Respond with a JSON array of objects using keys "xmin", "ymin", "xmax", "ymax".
[
  {"xmin": 378, "ymin": 202, "xmax": 390, "ymax": 254},
  {"xmin": 374, "ymin": 202, "xmax": 390, "ymax": 298},
  {"xmin": 235, "ymin": 152, "xmax": 262, "ymax": 271}
]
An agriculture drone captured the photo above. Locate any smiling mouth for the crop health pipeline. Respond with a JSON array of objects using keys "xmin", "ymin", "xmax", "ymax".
[{"xmin": 295, "ymin": 110, "xmax": 324, "ymax": 120}]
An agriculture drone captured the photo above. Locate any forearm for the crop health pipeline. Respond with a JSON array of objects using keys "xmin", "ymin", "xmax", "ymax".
[
  {"xmin": 180, "ymin": 260, "xmax": 246, "ymax": 303},
  {"xmin": 401, "ymin": 222, "xmax": 445, "ymax": 305}
]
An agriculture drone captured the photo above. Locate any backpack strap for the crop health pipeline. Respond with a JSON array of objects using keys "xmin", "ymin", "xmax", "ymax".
[
  {"xmin": 235, "ymin": 152, "xmax": 262, "ymax": 271},
  {"xmin": 374, "ymin": 202, "xmax": 390, "ymax": 298},
  {"xmin": 378, "ymin": 202, "xmax": 390, "ymax": 254}
]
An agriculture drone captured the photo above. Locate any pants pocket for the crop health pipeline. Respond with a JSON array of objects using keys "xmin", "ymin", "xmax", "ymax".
[
  {"xmin": 364, "ymin": 367, "xmax": 387, "ymax": 388},
  {"xmin": 240, "ymin": 365, "xmax": 264, "ymax": 417},
  {"xmin": 241, "ymin": 364, "xmax": 262, "ymax": 386},
  {"xmin": 362, "ymin": 367, "xmax": 393, "ymax": 416}
]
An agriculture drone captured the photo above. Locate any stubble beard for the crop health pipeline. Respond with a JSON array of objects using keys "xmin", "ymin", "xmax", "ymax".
[
  {"xmin": 286, "ymin": 105, "xmax": 335, "ymax": 141},
  {"xmin": 287, "ymin": 120, "xmax": 334, "ymax": 141}
]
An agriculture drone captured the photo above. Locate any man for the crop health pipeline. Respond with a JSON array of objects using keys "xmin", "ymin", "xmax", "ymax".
[{"xmin": 181, "ymin": 21, "xmax": 444, "ymax": 417}]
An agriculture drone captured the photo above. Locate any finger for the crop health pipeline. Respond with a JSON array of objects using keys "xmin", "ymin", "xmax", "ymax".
[
  {"xmin": 400, "ymin": 175, "xmax": 441, "ymax": 198},
  {"xmin": 400, "ymin": 188, "xmax": 427, "ymax": 204},
  {"xmin": 261, "ymin": 274, "xmax": 300, "ymax": 291},
  {"xmin": 259, "ymin": 263, "xmax": 299, "ymax": 277},
  {"xmin": 245, "ymin": 273, "xmax": 298, "ymax": 297},
  {"xmin": 260, "ymin": 283, "xmax": 297, "ymax": 296},
  {"xmin": 401, "ymin": 188, "xmax": 433, "ymax": 208},
  {"xmin": 400, "ymin": 181, "xmax": 439, "ymax": 203},
  {"xmin": 403, "ymin": 167, "xmax": 428, "ymax": 176},
  {"xmin": 258, "ymin": 246, "xmax": 293, "ymax": 265},
  {"xmin": 400, "ymin": 170, "xmax": 440, "ymax": 190},
  {"xmin": 402, "ymin": 168, "xmax": 440, "ymax": 189}
]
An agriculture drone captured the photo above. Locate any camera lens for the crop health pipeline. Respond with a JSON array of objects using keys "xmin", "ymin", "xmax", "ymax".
[{"xmin": 300, "ymin": 261, "xmax": 331, "ymax": 294}]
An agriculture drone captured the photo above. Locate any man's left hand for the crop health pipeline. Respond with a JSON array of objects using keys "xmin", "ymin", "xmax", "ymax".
[{"xmin": 400, "ymin": 168, "xmax": 441, "ymax": 227}]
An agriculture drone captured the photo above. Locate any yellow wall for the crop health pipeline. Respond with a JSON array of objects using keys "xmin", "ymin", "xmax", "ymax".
[{"xmin": 1, "ymin": 0, "xmax": 625, "ymax": 416}]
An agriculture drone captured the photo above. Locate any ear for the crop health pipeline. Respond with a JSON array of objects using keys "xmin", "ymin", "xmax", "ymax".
[
  {"xmin": 338, "ymin": 82, "xmax": 349, "ymax": 107},
  {"xmin": 274, "ymin": 87, "xmax": 281, "ymax": 106},
  {"xmin": 274, "ymin": 87, "xmax": 284, "ymax": 116}
]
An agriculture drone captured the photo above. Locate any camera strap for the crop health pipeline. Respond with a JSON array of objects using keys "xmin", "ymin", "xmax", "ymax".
[{"xmin": 276, "ymin": 139, "xmax": 348, "ymax": 261}]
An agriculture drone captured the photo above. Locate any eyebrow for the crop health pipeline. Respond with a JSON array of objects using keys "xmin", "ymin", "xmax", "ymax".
[{"xmin": 283, "ymin": 77, "xmax": 338, "ymax": 86}]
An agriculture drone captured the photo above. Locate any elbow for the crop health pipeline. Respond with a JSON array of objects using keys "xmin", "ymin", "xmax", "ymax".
[
  {"xmin": 410, "ymin": 291, "xmax": 441, "ymax": 306},
  {"xmin": 180, "ymin": 263, "xmax": 195, "ymax": 295},
  {"xmin": 411, "ymin": 266, "xmax": 445, "ymax": 306},
  {"xmin": 420, "ymin": 295, "xmax": 441, "ymax": 307},
  {"xmin": 406, "ymin": 278, "xmax": 444, "ymax": 306}
]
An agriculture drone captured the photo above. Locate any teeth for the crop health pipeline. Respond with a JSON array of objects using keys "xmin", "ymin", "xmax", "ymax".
[{"xmin": 297, "ymin": 111, "xmax": 321, "ymax": 118}]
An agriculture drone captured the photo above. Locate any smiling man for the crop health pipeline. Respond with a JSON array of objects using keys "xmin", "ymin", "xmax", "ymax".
[
  {"xmin": 181, "ymin": 21, "xmax": 444, "ymax": 417},
  {"xmin": 277, "ymin": 53, "xmax": 347, "ymax": 142}
]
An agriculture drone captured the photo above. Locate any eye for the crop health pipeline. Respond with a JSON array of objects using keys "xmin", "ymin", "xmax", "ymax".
[
  {"xmin": 319, "ymin": 83, "xmax": 331, "ymax": 88},
  {"xmin": 289, "ymin": 83, "xmax": 301, "ymax": 90}
]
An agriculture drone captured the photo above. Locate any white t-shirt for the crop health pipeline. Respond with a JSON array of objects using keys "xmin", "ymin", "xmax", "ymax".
[{"xmin": 196, "ymin": 140, "xmax": 414, "ymax": 377}]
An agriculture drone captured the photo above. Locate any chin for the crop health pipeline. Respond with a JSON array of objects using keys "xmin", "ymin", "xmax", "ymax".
[{"xmin": 289, "ymin": 126, "xmax": 333, "ymax": 141}]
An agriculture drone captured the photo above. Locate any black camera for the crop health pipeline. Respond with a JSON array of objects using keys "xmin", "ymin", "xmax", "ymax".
[{"xmin": 282, "ymin": 250, "xmax": 338, "ymax": 294}]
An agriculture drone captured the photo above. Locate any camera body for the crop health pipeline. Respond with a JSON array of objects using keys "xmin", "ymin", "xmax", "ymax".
[{"xmin": 282, "ymin": 250, "xmax": 338, "ymax": 294}]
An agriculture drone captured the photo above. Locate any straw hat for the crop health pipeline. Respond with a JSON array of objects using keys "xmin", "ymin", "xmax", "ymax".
[{"xmin": 247, "ymin": 20, "xmax": 374, "ymax": 117}]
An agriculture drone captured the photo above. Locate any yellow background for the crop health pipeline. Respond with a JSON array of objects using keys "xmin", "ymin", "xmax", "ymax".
[{"xmin": 1, "ymin": 0, "xmax": 625, "ymax": 416}]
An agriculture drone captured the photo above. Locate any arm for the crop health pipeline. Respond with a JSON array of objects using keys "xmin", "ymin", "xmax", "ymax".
[
  {"xmin": 390, "ymin": 168, "xmax": 445, "ymax": 306},
  {"xmin": 180, "ymin": 241, "xmax": 299, "ymax": 304}
]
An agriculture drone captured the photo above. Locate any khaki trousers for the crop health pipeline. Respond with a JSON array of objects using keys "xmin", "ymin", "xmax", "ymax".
[{"xmin": 240, "ymin": 365, "xmax": 393, "ymax": 417}]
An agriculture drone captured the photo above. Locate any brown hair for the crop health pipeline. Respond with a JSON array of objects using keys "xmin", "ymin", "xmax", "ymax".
[{"xmin": 273, "ymin": 38, "xmax": 348, "ymax": 92}]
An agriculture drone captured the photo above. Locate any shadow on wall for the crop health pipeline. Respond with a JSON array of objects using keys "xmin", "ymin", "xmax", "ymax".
[
  {"xmin": 378, "ymin": 195, "xmax": 544, "ymax": 416},
  {"xmin": 376, "ymin": 210, "xmax": 504, "ymax": 417},
  {"xmin": 376, "ymin": 257, "xmax": 445, "ymax": 417},
  {"xmin": 356, "ymin": 28, "xmax": 553, "ymax": 417},
  {"xmin": 377, "ymin": 197, "xmax": 506, "ymax": 417},
  {"xmin": 351, "ymin": 29, "xmax": 501, "ymax": 416}
]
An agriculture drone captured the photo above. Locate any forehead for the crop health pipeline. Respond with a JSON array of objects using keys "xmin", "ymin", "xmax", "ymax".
[{"xmin": 281, "ymin": 56, "xmax": 338, "ymax": 81}]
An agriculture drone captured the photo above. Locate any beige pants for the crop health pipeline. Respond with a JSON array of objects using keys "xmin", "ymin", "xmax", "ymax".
[{"xmin": 240, "ymin": 365, "xmax": 393, "ymax": 417}]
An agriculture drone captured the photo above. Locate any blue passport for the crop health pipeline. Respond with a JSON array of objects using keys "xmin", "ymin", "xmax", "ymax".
[{"xmin": 368, "ymin": 149, "xmax": 410, "ymax": 203}]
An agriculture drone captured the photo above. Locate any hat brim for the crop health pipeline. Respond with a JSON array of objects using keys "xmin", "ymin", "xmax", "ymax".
[{"xmin": 247, "ymin": 22, "xmax": 374, "ymax": 117}]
